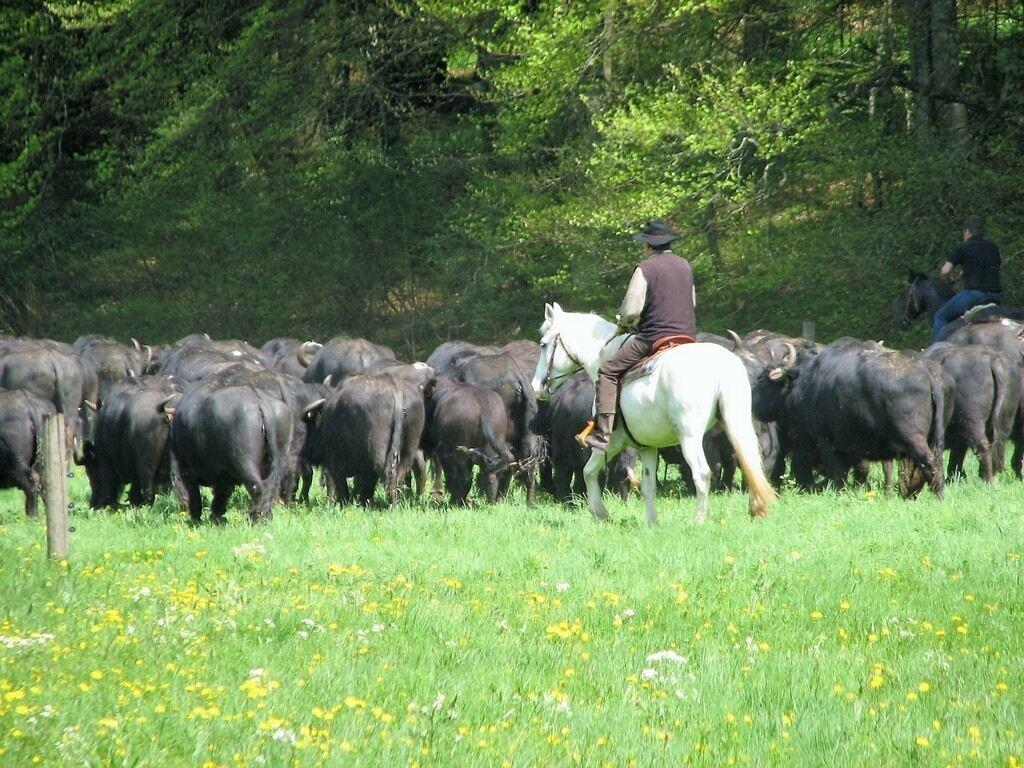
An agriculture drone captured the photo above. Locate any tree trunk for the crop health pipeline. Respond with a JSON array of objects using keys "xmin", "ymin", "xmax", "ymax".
[
  {"xmin": 929, "ymin": 0, "xmax": 967, "ymax": 141},
  {"xmin": 602, "ymin": 0, "xmax": 616, "ymax": 83},
  {"xmin": 907, "ymin": 0, "xmax": 934, "ymax": 137},
  {"xmin": 702, "ymin": 199, "xmax": 720, "ymax": 260},
  {"xmin": 869, "ymin": 0, "xmax": 895, "ymax": 121},
  {"xmin": 741, "ymin": 0, "xmax": 769, "ymax": 61},
  {"xmin": 905, "ymin": 0, "xmax": 966, "ymax": 146}
]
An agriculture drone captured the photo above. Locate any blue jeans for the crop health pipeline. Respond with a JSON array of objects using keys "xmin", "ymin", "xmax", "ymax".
[{"xmin": 931, "ymin": 290, "xmax": 1000, "ymax": 342}]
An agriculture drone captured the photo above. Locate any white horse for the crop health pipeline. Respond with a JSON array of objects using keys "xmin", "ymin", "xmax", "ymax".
[{"xmin": 531, "ymin": 302, "xmax": 775, "ymax": 524}]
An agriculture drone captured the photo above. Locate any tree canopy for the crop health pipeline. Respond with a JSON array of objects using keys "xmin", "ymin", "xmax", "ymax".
[{"xmin": 3, "ymin": 0, "xmax": 1023, "ymax": 356}]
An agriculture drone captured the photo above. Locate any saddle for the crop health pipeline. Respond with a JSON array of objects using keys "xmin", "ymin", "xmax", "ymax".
[
  {"xmin": 962, "ymin": 302, "xmax": 999, "ymax": 322},
  {"xmin": 575, "ymin": 334, "xmax": 697, "ymax": 449},
  {"xmin": 622, "ymin": 334, "xmax": 695, "ymax": 385}
]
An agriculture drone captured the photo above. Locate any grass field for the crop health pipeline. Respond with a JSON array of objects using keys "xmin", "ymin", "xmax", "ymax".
[{"xmin": 1, "ymin": 470, "xmax": 1023, "ymax": 767}]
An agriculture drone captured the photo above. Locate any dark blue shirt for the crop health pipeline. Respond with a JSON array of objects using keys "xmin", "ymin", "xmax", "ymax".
[{"xmin": 950, "ymin": 234, "xmax": 1001, "ymax": 292}]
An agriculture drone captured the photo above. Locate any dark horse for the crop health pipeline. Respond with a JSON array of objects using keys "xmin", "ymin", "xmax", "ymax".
[
  {"xmin": 894, "ymin": 271, "xmax": 1022, "ymax": 339},
  {"xmin": 892, "ymin": 271, "xmax": 954, "ymax": 330}
]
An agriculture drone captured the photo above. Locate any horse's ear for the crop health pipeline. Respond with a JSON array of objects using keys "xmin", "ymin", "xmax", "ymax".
[
  {"xmin": 551, "ymin": 302, "xmax": 563, "ymax": 316},
  {"xmin": 544, "ymin": 303, "xmax": 553, "ymax": 321}
]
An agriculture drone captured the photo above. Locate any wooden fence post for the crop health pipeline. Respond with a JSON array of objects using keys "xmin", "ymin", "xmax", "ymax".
[
  {"xmin": 43, "ymin": 412, "xmax": 69, "ymax": 560},
  {"xmin": 802, "ymin": 320, "xmax": 816, "ymax": 343}
]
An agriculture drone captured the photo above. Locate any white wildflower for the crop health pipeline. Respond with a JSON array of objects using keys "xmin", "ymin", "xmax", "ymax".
[
  {"xmin": 271, "ymin": 727, "xmax": 297, "ymax": 745},
  {"xmin": 645, "ymin": 650, "xmax": 687, "ymax": 665}
]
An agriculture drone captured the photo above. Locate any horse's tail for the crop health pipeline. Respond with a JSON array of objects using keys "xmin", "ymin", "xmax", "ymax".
[{"xmin": 718, "ymin": 369, "xmax": 776, "ymax": 518}]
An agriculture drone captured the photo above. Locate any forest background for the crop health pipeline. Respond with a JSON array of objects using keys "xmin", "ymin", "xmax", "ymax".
[{"xmin": 2, "ymin": 0, "xmax": 1023, "ymax": 358}]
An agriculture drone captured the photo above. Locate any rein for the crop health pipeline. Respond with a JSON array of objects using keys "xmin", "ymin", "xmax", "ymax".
[
  {"xmin": 542, "ymin": 333, "xmax": 585, "ymax": 394},
  {"xmin": 899, "ymin": 279, "xmax": 928, "ymax": 326}
]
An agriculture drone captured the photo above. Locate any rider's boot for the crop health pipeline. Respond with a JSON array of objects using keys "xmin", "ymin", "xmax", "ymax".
[{"xmin": 579, "ymin": 412, "xmax": 615, "ymax": 453}]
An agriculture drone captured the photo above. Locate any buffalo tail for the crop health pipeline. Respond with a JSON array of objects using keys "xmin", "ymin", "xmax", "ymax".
[{"xmin": 383, "ymin": 384, "xmax": 404, "ymax": 505}]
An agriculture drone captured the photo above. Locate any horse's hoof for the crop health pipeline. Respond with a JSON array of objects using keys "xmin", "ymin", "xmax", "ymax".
[{"xmin": 748, "ymin": 500, "xmax": 769, "ymax": 518}]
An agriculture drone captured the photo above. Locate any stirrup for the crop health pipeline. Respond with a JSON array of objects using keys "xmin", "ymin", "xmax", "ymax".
[{"xmin": 575, "ymin": 419, "xmax": 596, "ymax": 449}]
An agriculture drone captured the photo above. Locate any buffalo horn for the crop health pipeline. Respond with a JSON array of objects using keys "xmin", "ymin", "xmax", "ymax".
[
  {"xmin": 297, "ymin": 341, "xmax": 322, "ymax": 368},
  {"xmin": 131, "ymin": 337, "xmax": 141, "ymax": 351},
  {"xmin": 783, "ymin": 342, "xmax": 797, "ymax": 368},
  {"xmin": 323, "ymin": 375, "xmax": 333, "ymax": 388},
  {"xmin": 303, "ymin": 398, "xmax": 326, "ymax": 420},
  {"xmin": 84, "ymin": 400, "xmax": 98, "ymax": 411},
  {"xmin": 143, "ymin": 344, "xmax": 152, "ymax": 363},
  {"xmin": 726, "ymin": 329, "xmax": 743, "ymax": 350}
]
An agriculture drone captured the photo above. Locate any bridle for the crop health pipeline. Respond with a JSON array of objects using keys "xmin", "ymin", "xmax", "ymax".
[
  {"xmin": 541, "ymin": 333, "xmax": 584, "ymax": 396},
  {"xmin": 898, "ymin": 280, "xmax": 923, "ymax": 328}
]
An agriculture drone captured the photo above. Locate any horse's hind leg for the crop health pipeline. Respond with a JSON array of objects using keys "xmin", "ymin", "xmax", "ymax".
[
  {"xmin": 638, "ymin": 447, "xmax": 659, "ymax": 526},
  {"xmin": 678, "ymin": 435, "xmax": 712, "ymax": 524}
]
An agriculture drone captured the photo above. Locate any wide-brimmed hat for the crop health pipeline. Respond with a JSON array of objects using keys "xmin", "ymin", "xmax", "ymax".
[{"xmin": 633, "ymin": 220, "xmax": 680, "ymax": 246}]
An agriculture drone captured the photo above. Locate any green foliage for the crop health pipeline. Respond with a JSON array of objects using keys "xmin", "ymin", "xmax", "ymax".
[{"xmin": 2, "ymin": 0, "xmax": 1023, "ymax": 352}]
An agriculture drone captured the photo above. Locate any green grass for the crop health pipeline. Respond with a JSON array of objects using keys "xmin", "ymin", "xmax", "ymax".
[{"xmin": 1, "ymin": 470, "xmax": 1023, "ymax": 767}]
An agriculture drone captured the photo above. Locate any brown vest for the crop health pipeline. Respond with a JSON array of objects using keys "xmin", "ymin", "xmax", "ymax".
[{"xmin": 637, "ymin": 251, "xmax": 696, "ymax": 342}]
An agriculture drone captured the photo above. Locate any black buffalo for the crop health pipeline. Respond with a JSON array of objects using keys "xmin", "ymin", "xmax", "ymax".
[
  {"xmin": 83, "ymin": 376, "xmax": 184, "ymax": 508},
  {"xmin": 0, "ymin": 390, "xmax": 57, "ymax": 517},
  {"xmin": 0, "ymin": 341, "xmax": 93, "ymax": 454},
  {"xmin": 168, "ymin": 373, "xmax": 294, "ymax": 523},
  {"xmin": 261, "ymin": 338, "xmax": 322, "ymax": 379},
  {"xmin": 923, "ymin": 343, "xmax": 1019, "ymax": 482},
  {"xmin": 309, "ymin": 373, "xmax": 426, "ymax": 506},
  {"xmin": 157, "ymin": 336, "xmax": 265, "ymax": 380},
  {"xmin": 540, "ymin": 372, "xmax": 636, "ymax": 502},
  {"xmin": 73, "ymin": 336, "xmax": 148, "ymax": 398},
  {"xmin": 145, "ymin": 334, "xmax": 210, "ymax": 374},
  {"xmin": 300, "ymin": 336, "xmax": 397, "ymax": 385},
  {"xmin": 427, "ymin": 378, "xmax": 515, "ymax": 505},
  {"xmin": 942, "ymin": 319, "xmax": 1024, "ymax": 476},
  {"xmin": 426, "ymin": 341, "xmax": 500, "ymax": 377},
  {"xmin": 753, "ymin": 338, "xmax": 951, "ymax": 497},
  {"xmin": 450, "ymin": 352, "xmax": 541, "ymax": 503},
  {"xmin": 205, "ymin": 365, "xmax": 325, "ymax": 504},
  {"xmin": 296, "ymin": 381, "xmax": 333, "ymax": 504}
]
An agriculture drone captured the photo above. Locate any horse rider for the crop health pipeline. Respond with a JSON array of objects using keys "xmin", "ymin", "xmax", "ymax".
[
  {"xmin": 931, "ymin": 216, "xmax": 1002, "ymax": 342},
  {"xmin": 581, "ymin": 220, "xmax": 697, "ymax": 453}
]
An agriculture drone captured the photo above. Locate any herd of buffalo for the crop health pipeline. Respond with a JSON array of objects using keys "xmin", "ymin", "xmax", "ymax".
[{"xmin": 0, "ymin": 300, "xmax": 1022, "ymax": 522}]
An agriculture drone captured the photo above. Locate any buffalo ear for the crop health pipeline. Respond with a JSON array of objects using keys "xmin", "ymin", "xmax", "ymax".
[{"xmin": 767, "ymin": 367, "xmax": 786, "ymax": 382}]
